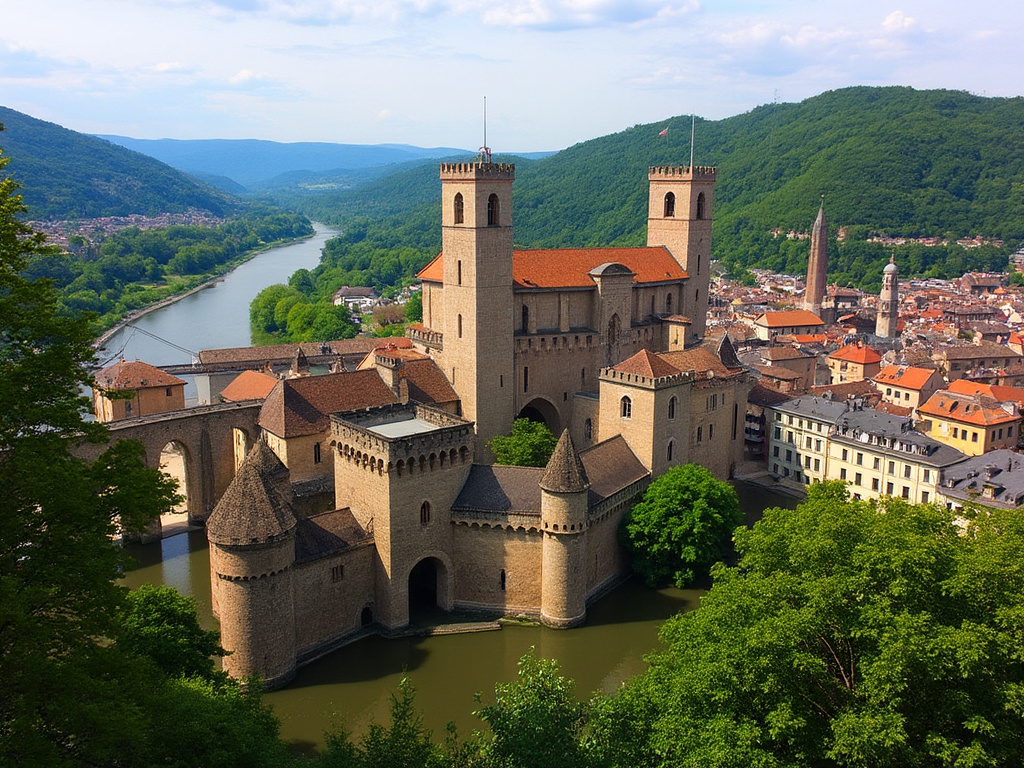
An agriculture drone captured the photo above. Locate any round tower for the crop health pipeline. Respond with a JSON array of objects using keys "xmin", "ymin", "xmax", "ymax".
[
  {"xmin": 876, "ymin": 256, "xmax": 900, "ymax": 338},
  {"xmin": 207, "ymin": 438, "xmax": 298, "ymax": 688},
  {"xmin": 540, "ymin": 430, "xmax": 590, "ymax": 628}
]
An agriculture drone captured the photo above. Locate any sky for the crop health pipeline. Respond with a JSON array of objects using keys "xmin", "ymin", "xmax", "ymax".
[{"xmin": 2, "ymin": 1, "xmax": 1021, "ymax": 153}]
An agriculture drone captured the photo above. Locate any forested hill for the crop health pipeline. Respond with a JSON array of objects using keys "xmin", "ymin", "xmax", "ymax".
[
  {"xmin": 294, "ymin": 87, "xmax": 1024, "ymax": 265},
  {"xmin": 0, "ymin": 106, "xmax": 237, "ymax": 220}
]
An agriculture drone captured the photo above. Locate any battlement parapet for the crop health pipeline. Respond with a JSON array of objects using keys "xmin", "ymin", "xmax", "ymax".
[
  {"xmin": 451, "ymin": 509, "xmax": 542, "ymax": 533},
  {"xmin": 598, "ymin": 366, "xmax": 694, "ymax": 389},
  {"xmin": 439, "ymin": 162, "xmax": 515, "ymax": 180},
  {"xmin": 407, "ymin": 325, "xmax": 443, "ymax": 350},
  {"xmin": 648, "ymin": 165, "xmax": 716, "ymax": 180}
]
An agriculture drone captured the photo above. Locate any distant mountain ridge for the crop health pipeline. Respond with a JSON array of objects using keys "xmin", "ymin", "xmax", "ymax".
[
  {"xmin": 95, "ymin": 136, "xmax": 472, "ymax": 187},
  {"xmin": 0, "ymin": 106, "xmax": 237, "ymax": 220}
]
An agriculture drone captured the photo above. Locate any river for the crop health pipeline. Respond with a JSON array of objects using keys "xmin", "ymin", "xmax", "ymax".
[
  {"xmin": 121, "ymin": 482, "xmax": 798, "ymax": 752},
  {"xmin": 105, "ymin": 230, "xmax": 800, "ymax": 750}
]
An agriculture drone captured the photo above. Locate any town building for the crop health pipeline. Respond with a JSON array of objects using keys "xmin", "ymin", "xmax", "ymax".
[
  {"xmin": 938, "ymin": 449, "xmax": 1024, "ymax": 510},
  {"xmin": 751, "ymin": 310, "xmax": 826, "ymax": 341},
  {"xmin": 766, "ymin": 395, "xmax": 850, "ymax": 485},
  {"xmin": 917, "ymin": 389, "xmax": 1021, "ymax": 456},
  {"xmin": 92, "ymin": 359, "xmax": 186, "ymax": 422},
  {"xmin": 826, "ymin": 342, "xmax": 882, "ymax": 384},
  {"xmin": 871, "ymin": 365, "xmax": 944, "ymax": 410}
]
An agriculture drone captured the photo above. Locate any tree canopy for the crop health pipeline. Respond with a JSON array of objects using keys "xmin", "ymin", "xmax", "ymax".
[
  {"xmin": 621, "ymin": 463, "xmax": 742, "ymax": 588},
  {"xmin": 487, "ymin": 418, "xmax": 559, "ymax": 467},
  {"xmin": 604, "ymin": 482, "xmax": 1024, "ymax": 767}
]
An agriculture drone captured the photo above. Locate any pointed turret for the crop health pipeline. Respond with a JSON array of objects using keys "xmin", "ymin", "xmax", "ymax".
[
  {"xmin": 541, "ymin": 430, "xmax": 590, "ymax": 493},
  {"xmin": 804, "ymin": 196, "xmax": 828, "ymax": 317}
]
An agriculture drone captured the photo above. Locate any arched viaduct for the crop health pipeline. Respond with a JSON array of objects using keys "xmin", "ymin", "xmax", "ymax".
[{"xmin": 75, "ymin": 401, "xmax": 263, "ymax": 540}]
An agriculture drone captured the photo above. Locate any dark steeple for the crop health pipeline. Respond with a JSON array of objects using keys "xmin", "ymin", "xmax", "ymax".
[{"xmin": 541, "ymin": 429, "xmax": 590, "ymax": 493}]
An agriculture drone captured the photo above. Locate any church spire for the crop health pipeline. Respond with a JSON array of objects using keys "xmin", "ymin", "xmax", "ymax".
[{"xmin": 803, "ymin": 195, "xmax": 828, "ymax": 318}]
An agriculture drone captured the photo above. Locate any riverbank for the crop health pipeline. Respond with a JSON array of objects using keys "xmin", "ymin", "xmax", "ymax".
[{"xmin": 93, "ymin": 231, "xmax": 319, "ymax": 352}]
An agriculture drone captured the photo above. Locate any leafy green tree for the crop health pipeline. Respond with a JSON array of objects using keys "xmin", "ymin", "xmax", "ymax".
[
  {"xmin": 488, "ymin": 418, "xmax": 558, "ymax": 467},
  {"xmin": 118, "ymin": 585, "xmax": 227, "ymax": 680},
  {"xmin": 622, "ymin": 463, "xmax": 741, "ymax": 588},
  {"xmin": 404, "ymin": 291, "xmax": 423, "ymax": 322},
  {"xmin": 602, "ymin": 482, "xmax": 1024, "ymax": 767},
  {"xmin": 475, "ymin": 652, "xmax": 591, "ymax": 768}
]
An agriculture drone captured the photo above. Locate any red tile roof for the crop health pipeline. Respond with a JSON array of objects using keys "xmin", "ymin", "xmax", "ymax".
[
  {"xmin": 611, "ymin": 349, "xmax": 681, "ymax": 379},
  {"xmin": 918, "ymin": 390, "xmax": 1019, "ymax": 426},
  {"xmin": 259, "ymin": 370, "xmax": 398, "ymax": 438},
  {"xmin": 873, "ymin": 366, "xmax": 936, "ymax": 391},
  {"xmin": 829, "ymin": 343, "xmax": 882, "ymax": 364},
  {"xmin": 417, "ymin": 247, "xmax": 688, "ymax": 288},
  {"xmin": 947, "ymin": 379, "xmax": 1024, "ymax": 405},
  {"xmin": 220, "ymin": 370, "xmax": 279, "ymax": 402},
  {"xmin": 754, "ymin": 310, "xmax": 825, "ymax": 328},
  {"xmin": 94, "ymin": 359, "xmax": 186, "ymax": 390}
]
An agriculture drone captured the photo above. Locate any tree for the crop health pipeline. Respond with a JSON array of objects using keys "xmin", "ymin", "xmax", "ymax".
[
  {"xmin": 487, "ymin": 418, "xmax": 558, "ymax": 467},
  {"xmin": 475, "ymin": 652, "xmax": 592, "ymax": 768},
  {"xmin": 621, "ymin": 463, "xmax": 741, "ymax": 588},
  {"xmin": 404, "ymin": 291, "xmax": 422, "ymax": 322},
  {"xmin": 602, "ymin": 482, "xmax": 1024, "ymax": 767}
]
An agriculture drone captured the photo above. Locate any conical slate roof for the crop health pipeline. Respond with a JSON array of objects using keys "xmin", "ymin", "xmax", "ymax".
[
  {"xmin": 540, "ymin": 430, "xmax": 590, "ymax": 493},
  {"xmin": 207, "ymin": 437, "xmax": 297, "ymax": 546}
]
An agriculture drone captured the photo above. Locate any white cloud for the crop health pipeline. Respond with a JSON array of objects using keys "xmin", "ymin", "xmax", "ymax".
[{"xmin": 882, "ymin": 10, "xmax": 915, "ymax": 34}]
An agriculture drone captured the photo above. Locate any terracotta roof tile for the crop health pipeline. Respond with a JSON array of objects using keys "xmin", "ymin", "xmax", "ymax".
[
  {"xmin": 754, "ymin": 310, "xmax": 825, "ymax": 328},
  {"xmin": 259, "ymin": 370, "xmax": 398, "ymax": 438},
  {"xmin": 919, "ymin": 390, "xmax": 1020, "ymax": 426},
  {"xmin": 873, "ymin": 366, "xmax": 936, "ymax": 391},
  {"xmin": 198, "ymin": 338, "xmax": 412, "ymax": 367},
  {"xmin": 220, "ymin": 370, "xmax": 279, "ymax": 402},
  {"xmin": 403, "ymin": 359, "xmax": 459, "ymax": 405},
  {"xmin": 659, "ymin": 346, "xmax": 742, "ymax": 379},
  {"xmin": 94, "ymin": 359, "xmax": 186, "ymax": 390},
  {"xmin": 418, "ymin": 247, "xmax": 688, "ymax": 289},
  {"xmin": 611, "ymin": 349, "xmax": 681, "ymax": 378},
  {"xmin": 829, "ymin": 343, "xmax": 882, "ymax": 364}
]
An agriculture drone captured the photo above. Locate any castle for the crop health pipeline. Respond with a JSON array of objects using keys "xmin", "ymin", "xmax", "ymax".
[{"xmin": 206, "ymin": 160, "xmax": 751, "ymax": 687}]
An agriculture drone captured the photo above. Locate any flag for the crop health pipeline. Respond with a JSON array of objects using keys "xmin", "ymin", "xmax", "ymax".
[{"xmin": 658, "ymin": 128, "xmax": 668, "ymax": 136}]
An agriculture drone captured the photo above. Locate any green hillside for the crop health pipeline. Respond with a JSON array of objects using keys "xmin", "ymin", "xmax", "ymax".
[
  {"xmin": 288, "ymin": 87, "xmax": 1024, "ymax": 292},
  {"xmin": 0, "ymin": 106, "xmax": 237, "ymax": 219}
]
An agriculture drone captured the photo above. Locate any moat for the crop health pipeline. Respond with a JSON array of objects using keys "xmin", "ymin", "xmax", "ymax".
[{"xmin": 121, "ymin": 481, "xmax": 797, "ymax": 752}]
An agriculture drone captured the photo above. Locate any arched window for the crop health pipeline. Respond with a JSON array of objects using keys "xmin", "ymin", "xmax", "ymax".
[
  {"xmin": 457, "ymin": 314, "xmax": 463, "ymax": 338},
  {"xmin": 521, "ymin": 304, "xmax": 529, "ymax": 333},
  {"xmin": 667, "ymin": 440, "xmax": 674, "ymax": 462},
  {"xmin": 668, "ymin": 396, "xmax": 676, "ymax": 420},
  {"xmin": 696, "ymin": 192, "xmax": 706, "ymax": 220},
  {"xmin": 608, "ymin": 313, "xmax": 620, "ymax": 342},
  {"xmin": 666, "ymin": 293, "xmax": 673, "ymax": 313},
  {"xmin": 621, "ymin": 396, "xmax": 632, "ymax": 419},
  {"xmin": 664, "ymin": 191, "xmax": 675, "ymax": 217},
  {"xmin": 487, "ymin": 193, "xmax": 500, "ymax": 226},
  {"xmin": 584, "ymin": 418, "xmax": 593, "ymax": 441},
  {"xmin": 314, "ymin": 442, "xmax": 322, "ymax": 464},
  {"xmin": 453, "ymin": 192, "xmax": 464, "ymax": 224},
  {"xmin": 420, "ymin": 501, "xmax": 431, "ymax": 525}
]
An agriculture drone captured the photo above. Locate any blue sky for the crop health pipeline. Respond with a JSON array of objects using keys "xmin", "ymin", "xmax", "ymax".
[{"xmin": 2, "ymin": 1, "xmax": 1020, "ymax": 152}]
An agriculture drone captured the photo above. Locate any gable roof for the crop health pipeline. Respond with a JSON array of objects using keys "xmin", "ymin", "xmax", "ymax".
[
  {"xmin": 829, "ymin": 343, "xmax": 882, "ymax": 364},
  {"xmin": 220, "ymin": 369, "xmax": 279, "ymax": 402},
  {"xmin": 452, "ymin": 465, "xmax": 544, "ymax": 514},
  {"xmin": 403, "ymin": 359, "xmax": 459, "ymax": 405},
  {"xmin": 259, "ymin": 370, "xmax": 398, "ymax": 438},
  {"xmin": 918, "ymin": 390, "xmax": 1020, "ymax": 426},
  {"xmin": 579, "ymin": 435, "xmax": 649, "ymax": 503},
  {"xmin": 94, "ymin": 359, "xmax": 186, "ymax": 390},
  {"xmin": 873, "ymin": 365, "xmax": 938, "ymax": 391},
  {"xmin": 417, "ymin": 247, "xmax": 688, "ymax": 289},
  {"xmin": 754, "ymin": 310, "xmax": 826, "ymax": 328}
]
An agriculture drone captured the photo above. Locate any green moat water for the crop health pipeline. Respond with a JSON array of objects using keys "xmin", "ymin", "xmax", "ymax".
[{"xmin": 121, "ymin": 481, "xmax": 797, "ymax": 751}]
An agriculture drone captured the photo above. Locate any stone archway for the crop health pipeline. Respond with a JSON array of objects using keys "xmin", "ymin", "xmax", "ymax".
[
  {"xmin": 407, "ymin": 556, "xmax": 451, "ymax": 623},
  {"xmin": 517, "ymin": 397, "xmax": 561, "ymax": 434}
]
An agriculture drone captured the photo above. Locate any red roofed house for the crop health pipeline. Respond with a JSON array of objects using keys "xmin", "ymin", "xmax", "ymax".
[
  {"xmin": 871, "ymin": 365, "xmax": 944, "ymax": 409},
  {"xmin": 826, "ymin": 342, "xmax": 883, "ymax": 384},
  {"xmin": 918, "ymin": 389, "xmax": 1021, "ymax": 456},
  {"xmin": 751, "ymin": 310, "xmax": 826, "ymax": 341},
  {"xmin": 93, "ymin": 359, "xmax": 186, "ymax": 422}
]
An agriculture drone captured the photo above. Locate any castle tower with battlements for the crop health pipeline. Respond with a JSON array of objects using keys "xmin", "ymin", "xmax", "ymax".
[
  {"xmin": 646, "ymin": 166, "xmax": 716, "ymax": 341},
  {"xmin": 438, "ymin": 162, "xmax": 516, "ymax": 459}
]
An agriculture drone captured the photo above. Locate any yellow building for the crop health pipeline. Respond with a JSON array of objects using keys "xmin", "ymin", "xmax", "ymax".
[
  {"xmin": 92, "ymin": 359, "xmax": 186, "ymax": 422},
  {"xmin": 826, "ymin": 342, "xmax": 882, "ymax": 384},
  {"xmin": 918, "ymin": 389, "xmax": 1021, "ymax": 456}
]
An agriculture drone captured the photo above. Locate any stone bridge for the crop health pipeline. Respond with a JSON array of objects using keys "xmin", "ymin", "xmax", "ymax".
[{"xmin": 76, "ymin": 401, "xmax": 262, "ymax": 539}]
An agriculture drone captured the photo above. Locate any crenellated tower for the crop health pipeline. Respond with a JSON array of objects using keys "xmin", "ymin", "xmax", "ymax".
[
  {"xmin": 804, "ymin": 197, "xmax": 828, "ymax": 317},
  {"xmin": 540, "ymin": 430, "xmax": 591, "ymax": 628},
  {"xmin": 440, "ymin": 162, "xmax": 516, "ymax": 457},
  {"xmin": 646, "ymin": 165, "xmax": 716, "ymax": 341}
]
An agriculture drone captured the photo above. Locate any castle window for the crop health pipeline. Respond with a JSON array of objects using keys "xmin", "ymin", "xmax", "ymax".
[
  {"xmin": 487, "ymin": 193, "xmax": 500, "ymax": 226},
  {"xmin": 420, "ymin": 501, "xmax": 431, "ymax": 525},
  {"xmin": 584, "ymin": 418, "xmax": 593, "ymax": 441},
  {"xmin": 696, "ymin": 191, "xmax": 706, "ymax": 220},
  {"xmin": 664, "ymin": 191, "xmax": 675, "ymax": 217},
  {"xmin": 708, "ymin": 424, "xmax": 714, "ymax": 440},
  {"xmin": 331, "ymin": 564, "xmax": 344, "ymax": 582},
  {"xmin": 581, "ymin": 368, "xmax": 586, "ymax": 385},
  {"xmin": 522, "ymin": 305, "xmax": 529, "ymax": 333},
  {"xmin": 668, "ymin": 396, "xmax": 676, "ymax": 420},
  {"xmin": 666, "ymin": 293, "xmax": 673, "ymax": 314},
  {"xmin": 651, "ymin": 296, "xmax": 656, "ymax": 317},
  {"xmin": 620, "ymin": 396, "xmax": 632, "ymax": 419},
  {"xmin": 458, "ymin": 314, "xmax": 463, "ymax": 338},
  {"xmin": 457, "ymin": 260, "xmax": 462, "ymax": 285},
  {"xmin": 453, "ymin": 192, "xmax": 464, "ymax": 224},
  {"xmin": 523, "ymin": 366, "xmax": 529, "ymax": 393},
  {"xmin": 314, "ymin": 442, "xmax": 322, "ymax": 464},
  {"xmin": 667, "ymin": 440, "xmax": 674, "ymax": 462},
  {"xmin": 500, "ymin": 569, "xmax": 506, "ymax": 591},
  {"xmin": 165, "ymin": 387, "xmax": 172, "ymax": 397},
  {"xmin": 697, "ymin": 426, "xmax": 703, "ymax": 442}
]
